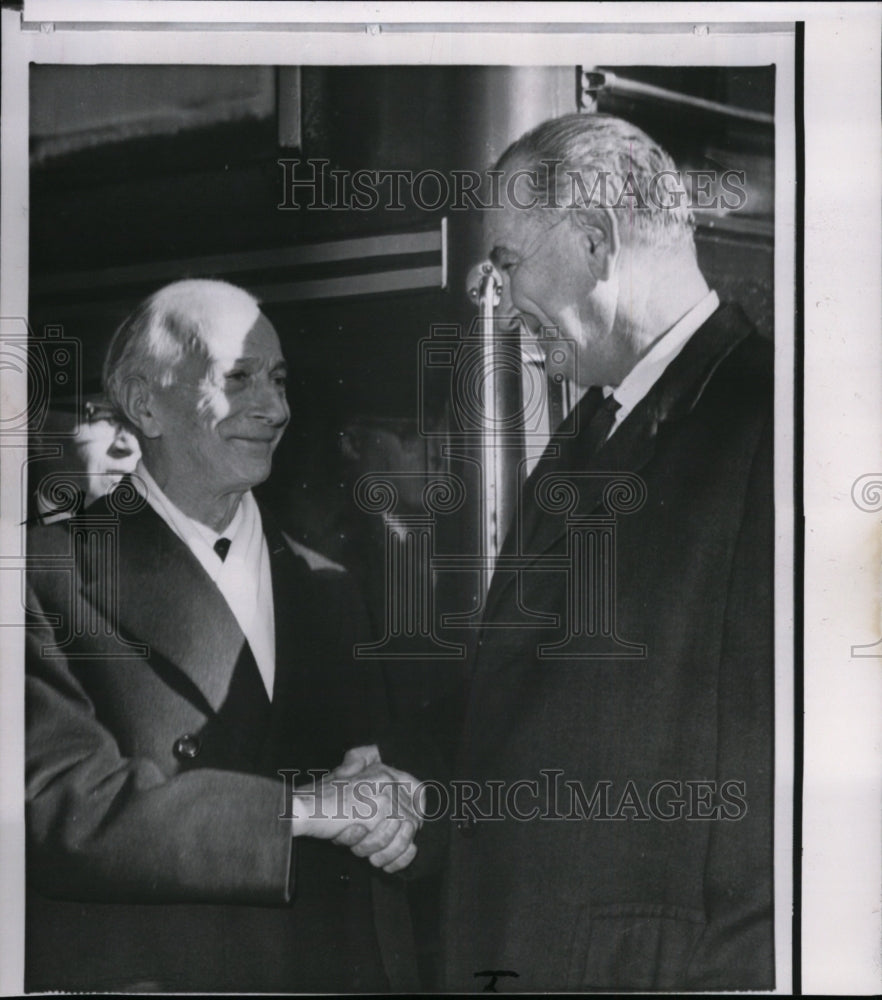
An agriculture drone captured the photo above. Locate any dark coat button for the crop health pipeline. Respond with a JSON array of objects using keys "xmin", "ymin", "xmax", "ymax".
[{"xmin": 173, "ymin": 734, "xmax": 201, "ymax": 760}]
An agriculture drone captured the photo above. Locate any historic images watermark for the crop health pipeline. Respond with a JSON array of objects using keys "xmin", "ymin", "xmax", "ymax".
[
  {"xmin": 277, "ymin": 160, "xmax": 756, "ymax": 666},
  {"xmin": 278, "ymin": 159, "xmax": 749, "ymax": 214},
  {"xmin": 278, "ymin": 770, "xmax": 749, "ymax": 824},
  {"xmin": 1, "ymin": 318, "xmax": 142, "ymax": 651},
  {"xmin": 1, "ymin": 319, "xmax": 83, "ymax": 438},
  {"xmin": 352, "ymin": 315, "xmax": 649, "ymax": 662},
  {"xmin": 850, "ymin": 473, "xmax": 882, "ymax": 657}
]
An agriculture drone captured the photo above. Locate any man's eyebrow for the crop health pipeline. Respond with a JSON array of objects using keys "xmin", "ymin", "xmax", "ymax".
[{"xmin": 223, "ymin": 357, "xmax": 288, "ymax": 370}]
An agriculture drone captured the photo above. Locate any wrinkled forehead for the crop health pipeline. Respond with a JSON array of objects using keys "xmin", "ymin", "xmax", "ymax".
[
  {"xmin": 202, "ymin": 309, "xmax": 280, "ymax": 360},
  {"xmin": 183, "ymin": 309, "xmax": 282, "ymax": 375},
  {"xmin": 483, "ymin": 171, "xmax": 558, "ymax": 254}
]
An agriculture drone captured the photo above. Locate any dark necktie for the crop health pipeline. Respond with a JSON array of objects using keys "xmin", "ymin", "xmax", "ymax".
[
  {"xmin": 584, "ymin": 390, "xmax": 622, "ymax": 456},
  {"xmin": 214, "ymin": 537, "xmax": 231, "ymax": 562},
  {"xmin": 526, "ymin": 385, "xmax": 613, "ymax": 493}
]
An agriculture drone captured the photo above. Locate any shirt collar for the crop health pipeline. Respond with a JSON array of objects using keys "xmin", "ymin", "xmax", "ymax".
[
  {"xmin": 608, "ymin": 289, "xmax": 720, "ymax": 420},
  {"xmin": 133, "ymin": 460, "xmax": 247, "ymax": 548}
]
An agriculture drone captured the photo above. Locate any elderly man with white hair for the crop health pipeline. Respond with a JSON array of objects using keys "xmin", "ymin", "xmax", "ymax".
[{"xmin": 25, "ymin": 279, "xmax": 423, "ymax": 993}]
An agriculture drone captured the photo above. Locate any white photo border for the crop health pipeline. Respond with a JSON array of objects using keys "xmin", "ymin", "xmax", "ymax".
[{"xmin": 1, "ymin": 3, "xmax": 879, "ymax": 995}]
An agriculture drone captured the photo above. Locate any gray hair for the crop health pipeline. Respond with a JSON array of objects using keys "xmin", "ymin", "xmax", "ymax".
[
  {"xmin": 497, "ymin": 112, "xmax": 695, "ymax": 250},
  {"xmin": 103, "ymin": 279, "xmax": 261, "ymax": 426}
]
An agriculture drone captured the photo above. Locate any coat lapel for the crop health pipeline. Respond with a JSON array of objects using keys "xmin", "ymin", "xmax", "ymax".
[
  {"xmin": 483, "ymin": 303, "xmax": 757, "ymax": 622},
  {"xmin": 255, "ymin": 508, "xmax": 359, "ymax": 773},
  {"xmin": 260, "ymin": 508, "xmax": 305, "ymax": 727},
  {"xmin": 80, "ymin": 493, "xmax": 250, "ymax": 715}
]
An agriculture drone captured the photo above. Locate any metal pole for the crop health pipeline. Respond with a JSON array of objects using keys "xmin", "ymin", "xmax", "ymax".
[{"xmin": 466, "ymin": 260, "xmax": 523, "ymax": 597}]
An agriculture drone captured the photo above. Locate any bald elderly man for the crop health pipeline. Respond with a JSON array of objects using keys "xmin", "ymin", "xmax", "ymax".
[{"xmin": 25, "ymin": 279, "xmax": 422, "ymax": 993}]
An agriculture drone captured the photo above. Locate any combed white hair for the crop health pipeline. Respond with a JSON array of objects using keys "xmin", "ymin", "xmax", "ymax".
[{"xmin": 103, "ymin": 279, "xmax": 261, "ymax": 425}]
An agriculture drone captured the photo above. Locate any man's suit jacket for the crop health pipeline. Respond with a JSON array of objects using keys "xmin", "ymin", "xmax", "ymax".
[
  {"xmin": 24, "ymin": 489, "xmax": 417, "ymax": 993},
  {"xmin": 443, "ymin": 304, "xmax": 774, "ymax": 992}
]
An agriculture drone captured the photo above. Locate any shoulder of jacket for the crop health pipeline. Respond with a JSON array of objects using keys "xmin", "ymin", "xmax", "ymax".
[
  {"xmin": 701, "ymin": 317, "xmax": 773, "ymax": 414},
  {"xmin": 26, "ymin": 519, "xmax": 73, "ymax": 557}
]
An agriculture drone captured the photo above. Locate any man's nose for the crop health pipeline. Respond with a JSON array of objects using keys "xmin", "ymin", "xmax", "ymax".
[
  {"xmin": 108, "ymin": 424, "xmax": 137, "ymax": 457},
  {"xmin": 251, "ymin": 379, "xmax": 290, "ymax": 426}
]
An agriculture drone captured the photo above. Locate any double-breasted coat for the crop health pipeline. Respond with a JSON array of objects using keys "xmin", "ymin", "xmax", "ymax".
[{"xmin": 25, "ymin": 492, "xmax": 417, "ymax": 992}]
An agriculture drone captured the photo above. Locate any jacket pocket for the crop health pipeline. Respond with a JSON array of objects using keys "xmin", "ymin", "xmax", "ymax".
[{"xmin": 565, "ymin": 901, "xmax": 706, "ymax": 991}]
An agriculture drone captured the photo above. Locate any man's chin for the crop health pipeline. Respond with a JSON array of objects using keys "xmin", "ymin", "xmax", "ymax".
[
  {"xmin": 83, "ymin": 474, "xmax": 122, "ymax": 506},
  {"xmin": 237, "ymin": 458, "xmax": 274, "ymax": 490}
]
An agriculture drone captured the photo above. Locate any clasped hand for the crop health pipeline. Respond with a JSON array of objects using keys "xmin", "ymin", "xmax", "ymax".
[{"xmin": 289, "ymin": 745, "xmax": 424, "ymax": 873}]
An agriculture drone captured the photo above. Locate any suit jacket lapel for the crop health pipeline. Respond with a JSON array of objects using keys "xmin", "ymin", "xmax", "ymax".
[
  {"xmin": 261, "ymin": 507, "xmax": 303, "ymax": 717},
  {"xmin": 496, "ymin": 387, "xmax": 603, "ymax": 563},
  {"xmin": 484, "ymin": 303, "xmax": 757, "ymax": 621},
  {"xmin": 81, "ymin": 494, "xmax": 250, "ymax": 715}
]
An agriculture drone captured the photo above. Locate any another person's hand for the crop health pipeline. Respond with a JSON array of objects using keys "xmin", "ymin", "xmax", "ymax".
[
  {"xmin": 332, "ymin": 745, "xmax": 427, "ymax": 830},
  {"xmin": 332, "ymin": 744, "xmax": 382, "ymax": 778},
  {"xmin": 289, "ymin": 750, "xmax": 424, "ymax": 873},
  {"xmin": 332, "ymin": 759, "xmax": 425, "ymax": 873}
]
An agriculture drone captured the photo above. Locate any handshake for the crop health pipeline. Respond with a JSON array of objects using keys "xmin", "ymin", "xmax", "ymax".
[{"xmin": 289, "ymin": 745, "xmax": 425, "ymax": 874}]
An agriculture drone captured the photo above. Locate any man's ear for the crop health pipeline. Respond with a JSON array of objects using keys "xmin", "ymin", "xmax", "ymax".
[
  {"xmin": 572, "ymin": 206, "xmax": 619, "ymax": 283},
  {"xmin": 119, "ymin": 376, "xmax": 162, "ymax": 439}
]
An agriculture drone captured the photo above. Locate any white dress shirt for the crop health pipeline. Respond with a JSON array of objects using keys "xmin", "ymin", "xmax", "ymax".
[
  {"xmin": 605, "ymin": 289, "xmax": 720, "ymax": 438},
  {"xmin": 134, "ymin": 461, "xmax": 277, "ymax": 699}
]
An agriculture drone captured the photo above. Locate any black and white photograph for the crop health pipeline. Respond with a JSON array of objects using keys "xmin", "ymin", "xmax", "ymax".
[{"xmin": 0, "ymin": 2, "xmax": 879, "ymax": 995}]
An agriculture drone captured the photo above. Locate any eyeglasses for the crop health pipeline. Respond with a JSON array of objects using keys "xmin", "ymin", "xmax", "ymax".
[{"xmin": 83, "ymin": 400, "xmax": 120, "ymax": 425}]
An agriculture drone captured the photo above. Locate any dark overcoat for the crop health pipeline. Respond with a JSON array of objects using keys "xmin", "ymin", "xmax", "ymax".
[
  {"xmin": 443, "ymin": 304, "xmax": 774, "ymax": 992},
  {"xmin": 25, "ymin": 491, "xmax": 417, "ymax": 993}
]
